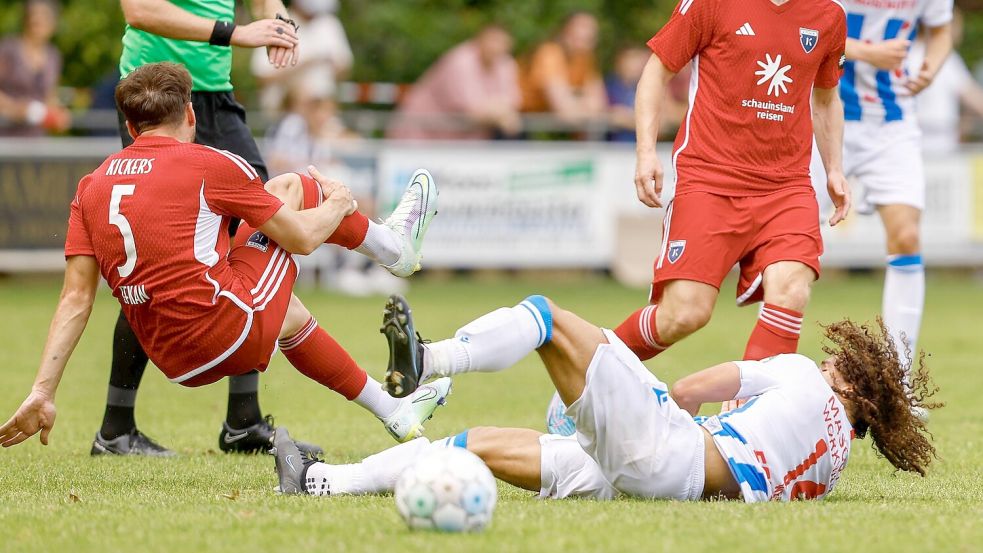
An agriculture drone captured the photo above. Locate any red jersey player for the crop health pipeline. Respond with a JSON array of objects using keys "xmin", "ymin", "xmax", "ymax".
[
  {"xmin": 0, "ymin": 63, "xmax": 451, "ymax": 451},
  {"xmin": 614, "ymin": 0, "xmax": 852, "ymax": 368}
]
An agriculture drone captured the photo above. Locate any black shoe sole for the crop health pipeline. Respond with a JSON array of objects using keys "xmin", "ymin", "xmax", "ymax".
[{"xmin": 380, "ymin": 294, "xmax": 421, "ymax": 398}]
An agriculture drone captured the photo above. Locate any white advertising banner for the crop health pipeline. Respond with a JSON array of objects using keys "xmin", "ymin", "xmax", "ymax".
[{"xmin": 377, "ymin": 145, "xmax": 624, "ymax": 267}]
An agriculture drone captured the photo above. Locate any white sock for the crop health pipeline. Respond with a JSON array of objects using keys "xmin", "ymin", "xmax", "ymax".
[
  {"xmin": 304, "ymin": 437, "xmax": 432, "ymax": 496},
  {"xmin": 424, "ymin": 296, "xmax": 552, "ymax": 378},
  {"xmin": 883, "ymin": 254, "xmax": 925, "ymax": 372},
  {"xmin": 355, "ymin": 220, "xmax": 401, "ymax": 266},
  {"xmin": 353, "ymin": 375, "xmax": 401, "ymax": 419}
]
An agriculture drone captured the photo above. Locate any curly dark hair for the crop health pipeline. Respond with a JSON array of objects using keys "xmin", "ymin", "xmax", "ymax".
[{"xmin": 822, "ymin": 318, "xmax": 941, "ymax": 476}]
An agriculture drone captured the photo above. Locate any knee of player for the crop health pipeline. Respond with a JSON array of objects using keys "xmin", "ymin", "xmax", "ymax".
[
  {"xmin": 264, "ymin": 173, "xmax": 303, "ymax": 208},
  {"xmin": 662, "ymin": 305, "xmax": 712, "ymax": 337},
  {"xmin": 768, "ymin": 280, "xmax": 812, "ymax": 311},
  {"xmin": 890, "ymin": 225, "xmax": 921, "ymax": 254}
]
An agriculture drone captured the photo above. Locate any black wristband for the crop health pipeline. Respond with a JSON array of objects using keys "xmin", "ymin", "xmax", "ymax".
[{"xmin": 209, "ymin": 20, "xmax": 235, "ymax": 47}]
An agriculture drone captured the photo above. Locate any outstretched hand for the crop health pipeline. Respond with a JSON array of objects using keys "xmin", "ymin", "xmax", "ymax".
[{"xmin": 0, "ymin": 391, "xmax": 56, "ymax": 448}]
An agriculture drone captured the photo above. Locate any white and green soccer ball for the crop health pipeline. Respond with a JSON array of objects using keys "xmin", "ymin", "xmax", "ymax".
[{"xmin": 394, "ymin": 447, "xmax": 497, "ymax": 533}]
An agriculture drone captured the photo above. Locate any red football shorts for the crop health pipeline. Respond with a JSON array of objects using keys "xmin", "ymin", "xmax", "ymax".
[
  {"xmin": 177, "ymin": 174, "xmax": 325, "ymax": 387},
  {"xmin": 649, "ymin": 188, "xmax": 822, "ymax": 306}
]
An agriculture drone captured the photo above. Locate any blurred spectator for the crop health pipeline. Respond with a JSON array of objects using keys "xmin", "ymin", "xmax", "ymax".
[
  {"xmin": 265, "ymin": 88, "xmax": 356, "ymax": 175},
  {"xmin": 605, "ymin": 46, "xmax": 689, "ymax": 142},
  {"xmin": 605, "ymin": 46, "xmax": 648, "ymax": 142},
  {"xmin": 387, "ymin": 24, "xmax": 521, "ymax": 140},
  {"xmin": 519, "ymin": 11, "xmax": 607, "ymax": 123},
  {"xmin": 266, "ymin": 86, "xmax": 406, "ymax": 296},
  {"xmin": 909, "ymin": 10, "xmax": 983, "ymax": 153},
  {"xmin": 0, "ymin": 0, "xmax": 70, "ymax": 136},
  {"xmin": 251, "ymin": 0, "xmax": 353, "ymax": 116}
]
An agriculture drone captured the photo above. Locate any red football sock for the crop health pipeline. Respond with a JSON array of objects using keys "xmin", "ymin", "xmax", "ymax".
[
  {"xmin": 614, "ymin": 305, "xmax": 669, "ymax": 361},
  {"xmin": 743, "ymin": 303, "xmax": 803, "ymax": 360},
  {"xmin": 278, "ymin": 317, "xmax": 368, "ymax": 400},
  {"xmin": 298, "ymin": 173, "xmax": 369, "ymax": 249},
  {"xmin": 326, "ymin": 212, "xmax": 369, "ymax": 249}
]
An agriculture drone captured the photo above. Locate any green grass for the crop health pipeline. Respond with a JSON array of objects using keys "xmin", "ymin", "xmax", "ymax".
[{"xmin": 0, "ymin": 272, "xmax": 981, "ymax": 552}]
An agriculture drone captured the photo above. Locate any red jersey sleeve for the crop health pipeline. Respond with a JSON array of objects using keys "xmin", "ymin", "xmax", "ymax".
[
  {"xmin": 64, "ymin": 174, "xmax": 95, "ymax": 258},
  {"xmin": 202, "ymin": 149, "xmax": 284, "ymax": 228},
  {"xmin": 647, "ymin": 0, "xmax": 718, "ymax": 72},
  {"xmin": 815, "ymin": 10, "xmax": 847, "ymax": 89}
]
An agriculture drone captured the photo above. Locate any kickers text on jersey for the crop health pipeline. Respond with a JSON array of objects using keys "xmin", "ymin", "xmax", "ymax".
[{"xmin": 106, "ymin": 158, "xmax": 155, "ymax": 176}]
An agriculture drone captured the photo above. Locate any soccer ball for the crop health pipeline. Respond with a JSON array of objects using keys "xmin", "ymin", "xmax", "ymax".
[{"xmin": 394, "ymin": 447, "xmax": 497, "ymax": 532}]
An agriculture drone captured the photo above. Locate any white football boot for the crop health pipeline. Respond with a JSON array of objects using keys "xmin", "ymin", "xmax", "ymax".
[
  {"xmin": 381, "ymin": 377, "xmax": 452, "ymax": 442},
  {"xmin": 381, "ymin": 169, "xmax": 438, "ymax": 278}
]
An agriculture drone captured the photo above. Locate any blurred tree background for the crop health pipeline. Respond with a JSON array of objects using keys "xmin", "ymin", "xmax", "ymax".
[{"xmin": 0, "ymin": 0, "xmax": 980, "ymax": 105}]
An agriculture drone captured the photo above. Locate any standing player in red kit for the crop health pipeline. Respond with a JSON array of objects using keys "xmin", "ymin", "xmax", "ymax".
[
  {"xmin": 0, "ymin": 63, "xmax": 450, "ymax": 450},
  {"xmin": 614, "ymin": 0, "xmax": 853, "ymax": 365}
]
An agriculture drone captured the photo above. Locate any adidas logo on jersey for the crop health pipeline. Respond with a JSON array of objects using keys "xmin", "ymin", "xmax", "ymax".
[{"xmin": 736, "ymin": 22, "xmax": 755, "ymax": 36}]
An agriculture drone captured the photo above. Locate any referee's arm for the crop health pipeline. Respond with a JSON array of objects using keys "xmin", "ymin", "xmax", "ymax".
[{"xmin": 121, "ymin": 0, "xmax": 298, "ymax": 52}]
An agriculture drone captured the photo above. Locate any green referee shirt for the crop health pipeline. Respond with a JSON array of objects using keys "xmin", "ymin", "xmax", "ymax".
[{"xmin": 119, "ymin": 0, "xmax": 235, "ymax": 92}]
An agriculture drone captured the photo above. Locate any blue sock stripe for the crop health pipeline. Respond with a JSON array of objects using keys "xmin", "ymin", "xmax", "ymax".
[
  {"xmin": 451, "ymin": 430, "xmax": 469, "ymax": 449},
  {"xmin": 888, "ymin": 254, "xmax": 923, "ymax": 267},
  {"xmin": 523, "ymin": 295, "xmax": 553, "ymax": 345}
]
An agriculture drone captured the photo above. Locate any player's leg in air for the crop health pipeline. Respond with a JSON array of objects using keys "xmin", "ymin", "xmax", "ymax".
[
  {"xmin": 274, "ymin": 293, "xmax": 716, "ymax": 500},
  {"xmin": 272, "ymin": 294, "xmax": 621, "ymax": 497},
  {"xmin": 222, "ymin": 168, "xmax": 449, "ymax": 443}
]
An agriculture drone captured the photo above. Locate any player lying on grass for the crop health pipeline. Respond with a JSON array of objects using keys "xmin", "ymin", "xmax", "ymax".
[
  {"xmin": 0, "ymin": 62, "xmax": 450, "ymax": 452},
  {"xmin": 272, "ymin": 295, "xmax": 938, "ymax": 501}
]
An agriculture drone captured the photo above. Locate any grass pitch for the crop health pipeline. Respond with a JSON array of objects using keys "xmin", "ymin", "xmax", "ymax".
[{"xmin": 0, "ymin": 272, "xmax": 981, "ymax": 552}]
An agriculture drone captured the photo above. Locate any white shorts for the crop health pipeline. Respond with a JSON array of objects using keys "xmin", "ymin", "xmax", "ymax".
[
  {"xmin": 556, "ymin": 330, "xmax": 705, "ymax": 501},
  {"xmin": 842, "ymin": 120, "xmax": 925, "ymax": 213},
  {"xmin": 538, "ymin": 434, "xmax": 618, "ymax": 500}
]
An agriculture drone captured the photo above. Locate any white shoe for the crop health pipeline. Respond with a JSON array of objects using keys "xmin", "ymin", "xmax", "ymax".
[
  {"xmin": 381, "ymin": 169, "xmax": 438, "ymax": 278},
  {"xmin": 381, "ymin": 377, "xmax": 452, "ymax": 442}
]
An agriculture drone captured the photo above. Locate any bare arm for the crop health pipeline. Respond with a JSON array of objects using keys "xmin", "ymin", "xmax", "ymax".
[
  {"xmin": 0, "ymin": 255, "xmax": 100, "ymax": 447},
  {"xmin": 582, "ymin": 77, "xmax": 609, "ymax": 115},
  {"xmin": 907, "ymin": 24, "xmax": 953, "ymax": 94},
  {"xmin": 633, "ymin": 54, "xmax": 676, "ymax": 208},
  {"xmin": 845, "ymin": 37, "xmax": 910, "ymax": 70},
  {"xmin": 120, "ymin": 0, "xmax": 298, "ymax": 54},
  {"xmin": 812, "ymin": 86, "xmax": 850, "ymax": 226},
  {"xmin": 671, "ymin": 362, "xmax": 742, "ymax": 416},
  {"xmin": 258, "ymin": 170, "xmax": 356, "ymax": 255},
  {"xmin": 543, "ymin": 78, "xmax": 587, "ymax": 122}
]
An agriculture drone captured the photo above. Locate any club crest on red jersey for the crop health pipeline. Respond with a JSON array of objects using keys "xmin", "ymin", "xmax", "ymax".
[
  {"xmin": 800, "ymin": 28, "xmax": 819, "ymax": 54},
  {"xmin": 667, "ymin": 240, "xmax": 686, "ymax": 264},
  {"xmin": 246, "ymin": 231, "xmax": 270, "ymax": 252}
]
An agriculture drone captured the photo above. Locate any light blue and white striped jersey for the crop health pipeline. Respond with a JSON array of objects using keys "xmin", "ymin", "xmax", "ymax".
[
  {"xmin": 839, "ymin": 0, "xmax": 953, "ymax": 123},
  {"xmin": 698, "ymin": 354, "xmax": 854, "ymax": 502}
]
